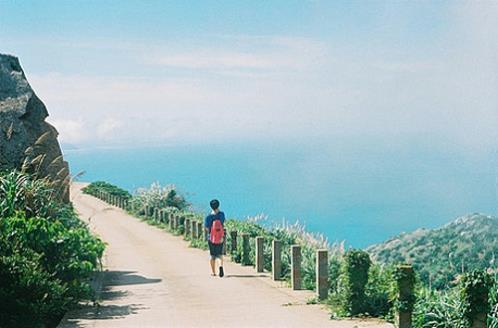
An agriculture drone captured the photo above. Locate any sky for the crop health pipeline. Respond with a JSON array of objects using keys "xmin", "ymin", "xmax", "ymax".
[
  {"xmin": 0, "ymin": 1, "xmax": 496, "ymax": 151},
  {"xmin": 1, "ymin": 1, "xmax": 497, "ymax": 242}
]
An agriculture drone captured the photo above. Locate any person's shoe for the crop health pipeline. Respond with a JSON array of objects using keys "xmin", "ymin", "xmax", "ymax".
[{"xmin": 219, "ymin": 266, "xmax": 224, "ymax": 278}]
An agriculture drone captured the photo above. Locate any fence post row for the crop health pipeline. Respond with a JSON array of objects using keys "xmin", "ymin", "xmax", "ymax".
[
  {"xmin": 255, "ymin": 237, "xmax": 264, "ymax": 273},
  {"xmin": 316, "ymin": 249, "xmax": 328, "ymax": 300},
  {"xmin": 291, "ymin": 245, "xmax": 301, "ymax": 290},
  {"xmin": 272, "ymin": 240, "xmax": 282, "ymax": 281}
]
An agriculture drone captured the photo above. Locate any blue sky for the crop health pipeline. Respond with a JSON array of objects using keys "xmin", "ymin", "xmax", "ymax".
[{"xmin": 0, "ymin": 1, "xmax": 496, "ymax": 151}]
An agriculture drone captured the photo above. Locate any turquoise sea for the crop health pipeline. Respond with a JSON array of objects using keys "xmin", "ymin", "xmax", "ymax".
[{"xmin": 65, "ymin": 141, "xmax": 497, "ymax": 248}]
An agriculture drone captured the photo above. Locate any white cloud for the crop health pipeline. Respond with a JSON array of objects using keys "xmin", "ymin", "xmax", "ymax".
[
  {"xmin": 21, "ymin": 5, "xmax": 498, "ymax": 151},
  {"xmin": 48, "ymin": 118, "xmax": 87, "ymax": 144},
  {"xmin": 97, "ymin": 118, "xmax": 122, "ymax": 138}
]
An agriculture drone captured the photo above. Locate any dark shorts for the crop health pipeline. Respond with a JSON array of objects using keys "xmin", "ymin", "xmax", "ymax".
[{"xmin": 208, "ymin": 241, "xmax": 223, "ymax": 259}]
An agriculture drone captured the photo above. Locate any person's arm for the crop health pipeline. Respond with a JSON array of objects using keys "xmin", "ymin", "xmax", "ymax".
[{"xmin": 204, "ymin": 216, "xmax": 210, "ymax": 239}]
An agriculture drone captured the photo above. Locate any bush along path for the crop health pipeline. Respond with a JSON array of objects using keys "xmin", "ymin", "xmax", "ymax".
[
  {"xmin": 0, "ymin": 171, "xmax": 105, "ymax": 328},
  {"xmin": 82, "ymin": 181, "xmax": 497, "ymax": 328},
  {"xmin": 62, "ymin": 182, "xmax": 393, "ymax": 328}
]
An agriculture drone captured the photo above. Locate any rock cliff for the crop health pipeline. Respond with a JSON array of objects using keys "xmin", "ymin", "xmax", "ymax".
[{"xmin": 0, "ymin": 53, "xmax": 69, "ymax": 201}]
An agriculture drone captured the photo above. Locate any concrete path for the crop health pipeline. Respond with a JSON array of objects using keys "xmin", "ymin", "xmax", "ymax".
[{"xmin": 58, "ymin": 183, "xmax": 394, "ymax": 328}]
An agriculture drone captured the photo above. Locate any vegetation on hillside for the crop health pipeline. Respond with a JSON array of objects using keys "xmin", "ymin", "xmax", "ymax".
[
  {"xmin": 86, "ymin": 180, "xmax": 498, "ymax": 327},
  {"xmin": 367, "ymin": 213, "xmax": 498, "ymax": 290},
  {"xmin": 0, "ymin": 171, "xmax": 105, "ymax": 328}
]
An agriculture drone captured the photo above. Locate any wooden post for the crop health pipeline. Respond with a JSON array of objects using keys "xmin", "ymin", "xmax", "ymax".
[
  {"xmin": 255, "ymin": 237, "xmax": 264, "ymax": 272},
  {"xmin": 154, "ymin": 208, "xmax": 160, "ymax": 221},
  {"xmin": 197, "ymin": 222, "xmax": 204, "ymax": 240},
  {"xmin": 272, "ymin": 240, "xmax": 282, "ymax": 281},
  {"xmin": 397, "ymin": 265, "xmax": 415, "ymax": 328},
  {"xmin": 291, "ymin": 245, "xmax": 301, "ymax": 290},
  {"xmin": 316, "ymin": 249, "xmax": 328, "ymax": 300},
  {"xmin": 241, "ymin": 233, "xmax": 250, "ymax": 266},
  {"xmin": 230, "ymin": 231, "xmax": 237, "ymax": 253}
]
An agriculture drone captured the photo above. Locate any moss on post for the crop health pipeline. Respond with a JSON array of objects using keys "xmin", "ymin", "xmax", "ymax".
[
  {"xmin": 461, "ymin": 270, "xmax": 492, "ymax": 328},
  {"xmin": 394, "ymin": 264, "xmax": 416, "ymax": 328},
  {"xmin": 342, "ymin": 249, "xmax": 371, "ymax": 315}
]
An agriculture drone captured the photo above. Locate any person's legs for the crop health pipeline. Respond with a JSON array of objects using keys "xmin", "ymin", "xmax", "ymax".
[
  {"xmin": 208, "ymin": 242, "xmax": 216, "ymax": 275},
  {"xmin": 210, "ymin": 258, "xmax": 216, "ymax": 275}
]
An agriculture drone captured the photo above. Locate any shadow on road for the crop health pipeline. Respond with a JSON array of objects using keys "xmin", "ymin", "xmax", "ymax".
[
  {"xmin": 225, "ymin": 274, "xmax": 267, "ymax": 278},
  {"xmin": 58, "ymin": 271, "xmax": 161, "ymax": 327},
  {"xmin": 105, "ymin": 270, "xmax": 162, "ymax": 286}
]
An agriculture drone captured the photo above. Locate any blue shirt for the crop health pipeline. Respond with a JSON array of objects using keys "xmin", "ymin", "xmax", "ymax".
[{"xmin": 204, "ymin": 211, "xmax": 225, "ymax": 239}]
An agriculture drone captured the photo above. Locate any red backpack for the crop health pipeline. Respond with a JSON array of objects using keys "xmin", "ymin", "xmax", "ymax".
[{"xmin": 209, "ymin": 217, "xmax": 224, "ymax": 244}]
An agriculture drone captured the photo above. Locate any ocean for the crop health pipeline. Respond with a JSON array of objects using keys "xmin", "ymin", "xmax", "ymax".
[{"xmin": 65, "ymin": 141, "xmax": 497, "ymax": 248}]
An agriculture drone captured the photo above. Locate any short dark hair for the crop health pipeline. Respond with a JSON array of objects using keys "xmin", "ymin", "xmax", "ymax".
[{"xmin": 210, "ymin": 199, "xmax": 220, "ymax": 210}]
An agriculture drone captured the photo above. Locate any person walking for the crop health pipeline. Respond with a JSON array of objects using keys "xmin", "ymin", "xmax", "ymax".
[{"xmin": 204, "ymin": 199, "xmax": 225, "ymax": 277}]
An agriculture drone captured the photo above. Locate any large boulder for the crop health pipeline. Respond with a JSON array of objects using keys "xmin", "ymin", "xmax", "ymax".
[{"xmin": 0, "ymin": 53, "xmax": 69, "ymax": 201}]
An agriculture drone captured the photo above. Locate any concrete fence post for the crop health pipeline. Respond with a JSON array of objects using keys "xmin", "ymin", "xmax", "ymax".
[
  {"xmin": 255, "ymin": 237, "xmax": 264, "ymax": 272},
  {"xmin": 185, "ymin": 218, "xmax": 191, "ymax": 237},
  {"xmin": 179, "ymin": 216, "xmax": 185, "ymax": 232},
  {"xmin": 145, "ymin": 205, "xmax": 150, "ymax": 218},
  {"xmin": 174, "ymin": 215, "xmax": 179, "ymax": 230},
  {"xmin": 291, "ymin": 245, "xmax": 302, "ymax": 290},
  {"xmin": 159, "ymin": 210, "xmax": 164, "ymax": 222},
  {"xmin": 191, "ymin": 220, "xmax": 197, "ymax": 239},
  {"xmin": 241, "ymin": 233, "xmax": 250, "ymax": 266},
  {"xmin": 154, "ymin": 208, "xmax": 160, "ymax": 221},
  {"xmin": 222, "ymin": 229, "xmax": 227, "ymax": 255},
  {"xmin": 169, "ymin": 213, "xmax": 174, "ymax": 230},
  {"xmin": 230, "ymin": 231, "xmax": 237, "ymax": 253},
  {"xmin": 316, "ymin": 249, "xmax": 328, "ymax": 300},
  {"xmin": 197, "ymin": 222, "xmax": 204, "ymax": 240},
  {"xmin": 397, "ymin": 265, "xmax": 415, "ymax": 328},
  {"xmin": 272, "ymin": 240, "xmax": 282, "ymax": 281}
]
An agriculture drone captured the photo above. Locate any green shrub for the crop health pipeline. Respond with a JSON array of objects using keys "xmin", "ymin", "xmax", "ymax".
[
  {"xmin": 82, "ymin": 181, "xmax": 131, "ymax": 199},
  {"xmin": 0, "ymin": 171, "xmax": 105, "ymax": 327},
  {"xmin": 340, "ymin": 249, "xmax": 372, "ymax": 315}
]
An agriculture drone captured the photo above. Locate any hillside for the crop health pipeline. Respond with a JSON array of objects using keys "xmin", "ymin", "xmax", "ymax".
[{"xmin": 367, "ymin": 213, "xmax": 498, "ymax": 289}]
